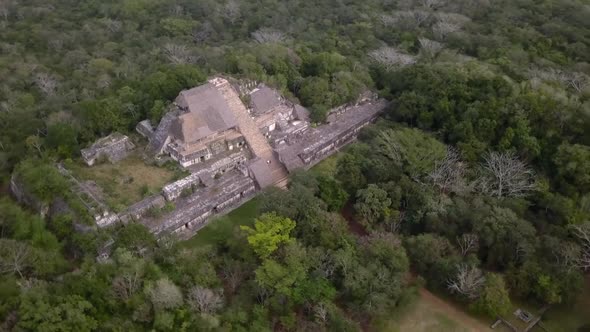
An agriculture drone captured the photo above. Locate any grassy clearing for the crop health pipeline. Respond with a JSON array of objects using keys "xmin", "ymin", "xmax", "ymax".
[
  {"xmin": 381, "ymin": 291, "xmax": 477, "ymax": 332},
  {"xmin": 68, "ymin": 153, "xmax": 178, "ymax": 211},
  {"xmin": 181, "ymin": 197, "xmax": 260, "ymax": 248}
]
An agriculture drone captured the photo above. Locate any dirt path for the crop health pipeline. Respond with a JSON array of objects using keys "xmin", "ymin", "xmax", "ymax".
[{"xmin": 419, "ymin": 288, "xmax": 491, "ymax": 332}]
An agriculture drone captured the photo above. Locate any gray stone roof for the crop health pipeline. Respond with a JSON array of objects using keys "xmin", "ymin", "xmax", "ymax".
[
  {"xmin": 174, "ymin": 83, "xmax": 237, "ymax": 143},
  {"xmin": 250, "ymin": 86, "xmax": 282, "ymax": 115}
]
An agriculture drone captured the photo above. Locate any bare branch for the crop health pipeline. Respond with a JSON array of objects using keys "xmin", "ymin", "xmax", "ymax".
[
  {"xmin": 251, "ymin": 28, "xmax": 286, "ymax": 44},
  {"xmin": 571, "ymin": 223, "xmax": 590, "ymax": 271},
  {"xmin": 314, "ymin": 303, "xmax": 329, "ymax": 324},
  {"xmin": 34, "ymin": 72, "xmax": 58, "ymax": 96},
  {"xmin": 528, "ymin": 67, "xmax": 589, "ymax": 93},
  {"xmin": 162, "ymin": 43, "xmax": 194, "ymax": 65},
  {"xmin": 476, "ymin": 151, "xmax": 536, "ymax": 198},
  {"xmin": 222, "ymin": 0, "xmax": 241, "ymax": 25},
  {"xmin": 447, "ymin": 264, "xmax": 485, "ymax": 300},
  {"xmin": 432, "ymin": 13, "xmax": 470, "ymax": 40},
  {"xmin": 456, "ymin": 233, "xmax": 479, "ymax": 256},
  {"xmin": 419, "ymin": 37, "xmax": 444, "ymax": 59},
  {"xmin": 427, "ymin": 147, "xmax": 465, "ymax": 194},
  {"xmin": 0, "ymin": 239, "xmax": 33, "ymax": 279},
  {"xmin": 187, "ymin": 286, "xmax": 224, "ymax": 314},
  {"xmin": 369, "ymin": 46, "xmax": 416, "ymax": 71}
]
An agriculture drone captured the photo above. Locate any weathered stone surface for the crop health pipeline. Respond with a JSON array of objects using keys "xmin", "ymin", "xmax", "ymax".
[
  {"xmin": 119, "ymin": 194, "xmax": 166, "ymax": 223},
  {"xmin": 81, "ymin": 133, "xmax": 135, "ymax": 166},
  {"xmin": 143, "ymin": 170, "xmax": 256, "ymax": 236},
  {"xmin": 136, "ymin": 119, "xmax": 154, "ymax": 140},
  {"xmin": 162, "ymin": 151, "xmax": 249, "ymax": 201},
  {"xmin": 277, "ymin": 99, "xmax": 388, "ymax": 172}
]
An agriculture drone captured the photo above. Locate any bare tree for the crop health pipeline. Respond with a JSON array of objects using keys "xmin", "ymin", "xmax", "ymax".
[
  {"xmin": 147, "ymin": 278, "xmax": 183, "ymax": 311},
  {"xmin": 220, "ymin": 260, "xmax": 245, "ymax": 294},
  {"xmin": 0, "ymin": 239, "xmax": 33, "ymax": 279},
  {"xmin": 421, "ymin": 0, "xmax": 446, "ymax": 10},
  {"xmin": 313, "ymin": 303, "xmax": 329, "ymax": 324},
  {"xmin": 112, "ymin": 270, "xmax": 142, "ymax": 300},
  {"xmin": 34, "ymin": 72, "xmax": 58, "ymax": 96},
  {"xmin": 162, "ymin": 43, "xmax": 193, "ymax": 65},
  {"xmin": 380, "ymin": 10, "xmax": 431, "ymax": 30},
  {"xmin": 187, "ymin": 286, "xmax": 224, "ymax": 314},
  {"xmin": 432, "ymin": 13, "xmax": 470, "ymax": 40},
  {"xmin": 428, "ymin": 147, "xmax": 465, "ymax": 195},
  {"xmin": 570, "ymin": 223, "xmax": 590, "ymax": 271},
  {"xmin": 419, "ymin": 37, "xmax": 444, "ymax": 59},
  {"xmin": 476, "ymin": 151, "xmax": 536, "ymax": 198},
  {"xmin": 447, "ymin": 264, "xmax": 485, "ymax": 300},
  {"xmin": 456, "ymin": 233, "xmax": 479, "ymax": 256},
  {"xmin": 101, "ymin": 18, "xmax": 122, "ymax": 33},
  {"xmin": 222, "ymin": 0, "xmax": 241, "ymax": 25},
  {"xmin": 369, "ymin": 46, "xmax": 416, "ymax": 71},
  {"xmin": 251, "ymin": 28, "xmax": 286, "ymax": 44},
  {"xmin": 169, "ymin": 4, "xmax": 184, "ymax": 16},
  {"xmin": 192, "ymin": 21, "xmax": 213, "ymax": 44},
  {"xmin": 529, "ymin": 68, "xmax": 589, "ymax": 93}
]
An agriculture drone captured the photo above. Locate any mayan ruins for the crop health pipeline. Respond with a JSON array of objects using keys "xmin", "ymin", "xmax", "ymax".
[{"xmin": 57, "ymin": 76, "xmax": 388, "ymax": 237}]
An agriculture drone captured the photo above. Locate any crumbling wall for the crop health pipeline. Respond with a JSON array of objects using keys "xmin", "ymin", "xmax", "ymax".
[
  {"xmin": 81, "ymin": 133, "xmax": 135, "ymax": 166},
  {"xmin": 119, "ymin": 194, "xmax": 167, "ymax": 223}
]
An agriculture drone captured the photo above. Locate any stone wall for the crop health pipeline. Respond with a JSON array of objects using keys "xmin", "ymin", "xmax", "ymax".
[
  {"xmin": 277, "ymin": 99, "xmax": 388, "ymax": 172},
  {"xmin": 81, "ymin": 133, "xmax": 135, "ymax": 166},
  {"xmin": 145, "ymin": 170, "xmax": 256, "ymax": 236},
  {"xmin": 119, "ymin": 194, "xmax": 167, "ymax": 223}
]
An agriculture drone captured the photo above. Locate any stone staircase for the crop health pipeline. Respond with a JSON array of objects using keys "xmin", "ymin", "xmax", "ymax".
[{"xmin": 213, "ymin": 78, "xmax": 288, "ymax": 186}]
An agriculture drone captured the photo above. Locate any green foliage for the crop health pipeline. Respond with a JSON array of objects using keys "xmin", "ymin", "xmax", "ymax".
[
  {"xmin": 241, "ymin": 212, "xmax": 295, "ymax": 259},
  {"xmin": 15, "ymin": 159, "xmax": 69, "ymax": 203},
  {"xmin": 354, "ymin": 184, "xmax": 391, "ymax": 229},
  {"xmin": 470, "ymin": 273, "xmax": 511, "ymax": 318},
  {"xmin": 317, "ymin": 175, "xmax": 349, "ymax": 211}
]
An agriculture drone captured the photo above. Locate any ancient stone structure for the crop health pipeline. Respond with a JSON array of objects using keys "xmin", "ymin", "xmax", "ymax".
[
  {"xmin": 81, "ymin": 133, "xmax": 135, "ymax": 166},
  {"xmin": 277, "ymin": 99, "xmax": 388, "ymax": 172}
]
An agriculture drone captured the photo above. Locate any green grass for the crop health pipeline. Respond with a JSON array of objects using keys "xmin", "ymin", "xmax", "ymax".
[
  {"xmin": 310, "ymin": 154, "xmax": 340, "ymax": 177},
  {"xmin": 181, "ymin": 197, "xmax": 260, "ymax": 248}
]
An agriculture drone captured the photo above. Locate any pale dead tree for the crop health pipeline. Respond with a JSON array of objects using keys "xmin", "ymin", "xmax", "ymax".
[
  {"xmin": 34, "ymin": 72, "xmax": 58, "ymax": 96},
  {"xmin": 385, "ymin": 211, "xmax": 405, "ymax": 234},
  {"xmin": 162, "ymin": 43, "xmax": 193, "ymax": 65},
  {"xmin": 0, "ymin": 2, "xmax": 9, "ymax": 22},
  {"xmin": 419, "ymin": 37, "xmax": 444, "ymax": 59},
  {"xmin": 187, "ymin": 286, "xmax": 224, "ymax": 314},
  {"xmin": 554, "ymin": 242, "xmax": 582, "ymax": 271},
  {"xmin": 313, "ymin": 250, "xmax": 336, "ymax": 279},
  {"xmin": 147, "ymin": 278, "xmax": 183, "ymax": 310},
  {"xmin": 427, "ymin": 147, "xmax": 465, "ymax": 194},
  {"xmin": 222, "ymin": 0, "xmax": 241, "ymax": 25},
  {"xmin": 313, "ymin": 303, "xmax": 329, "ymax": 324},
  {"xmin": 380, "ymin": 10, "xmax": 430, "ymax": 29},
  {"xmin": 476, "ymin": 151, "xmax": 536, "ymax": 198},
  {"xmin": 97, "ymin": 74, "xmax": 112, "ymax": 89},
  {"xmin": 169, "ymin": 4, "xmax": 184, "ymax": 16},
  {"xmin": 192, "ymin": 21, "xmax": 213, "ymax": 44},
  {"xmin": 421, "ymin": 0, "xmax": 446, "ymax": 10},
  {"xmin": 112, "ymin": 270, "xmax": 143, "ymax": 301},
  {"xmin": 570, "ymin": 223, "xmax": 590, "ymax": 271},
  {"xmin": 101, "ymin": 18, "xmax": 122, "ymax": 33},
  {"xmin": 529, "ymin": 68, "xmax": 589, "ymax": 93},
  {"xmin": 251, "ymin": 28, "xmax": 286, "ymax": 44},
  {"xmin": 432, "ymin": 13, "xmax": 470, "ymax": 40},
  {"xmin": 220, "ymin": 260, "xmax": 245, "ymax": 294},
  {"xmin": 369, "ymin": 46, "xmax": 416, "ymax": 71},
  {"xmin": 456, "ymin": 233, "xmax": 479, "ymax": 256},
  {"xmin": 447, "ymin": 264, "xmax": 485, "ymax": 300},
  {"xmin": 0, "ymin": 239, "xmax": 33, "ymax": 279}
]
